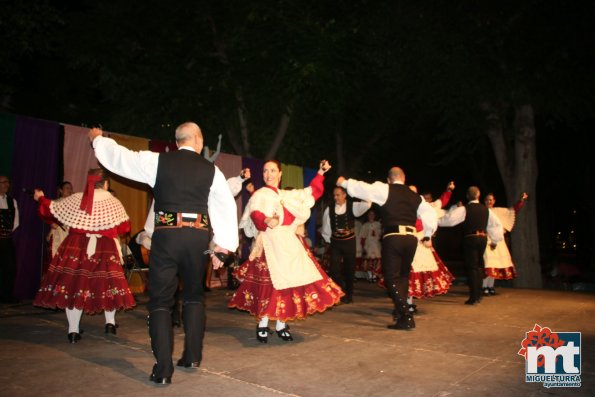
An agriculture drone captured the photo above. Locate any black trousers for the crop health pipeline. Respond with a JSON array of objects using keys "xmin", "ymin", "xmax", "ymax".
[
  {"xmin": 463, "ymin": 235, "xmax": 488, "ymax": 301},
  {"xmin": 148, "ymin": 227, "xmax": 209, "ymax": 377},
  {"xmin": 329, "ymin": 237, "xmax": 356, "ymax": 298},
  {"xmin": 0, "ymin": 237, "xmax": 17, "ymax": 301},
  {"xmin": 381, "ymin": 234, "xmax": 418, "ymax": 301}
]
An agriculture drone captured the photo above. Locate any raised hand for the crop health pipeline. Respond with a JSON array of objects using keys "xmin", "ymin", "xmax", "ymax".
[
  {"xmin": 88, "ymin": 127, "xmax": 103, "ymax": 142},
  {"xmin": 318, "ymin": 160, "xmax": 332, "ymax": 174}
]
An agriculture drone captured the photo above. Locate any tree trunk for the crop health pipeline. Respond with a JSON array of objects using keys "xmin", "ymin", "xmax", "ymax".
[
  {"xmin": 264, "ymin": 105, "xmax": 292, "ymax": 160},
  {"xmin": 484, "ymin": 103, "xmax": 542, "ymax": 288}
]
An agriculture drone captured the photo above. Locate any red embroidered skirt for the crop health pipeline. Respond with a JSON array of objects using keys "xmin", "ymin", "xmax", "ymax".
[
  {"xmin": 33, "ymin": 233, "xmax": 136, "ymax": 314},
  {"xmin": 484, "ymin": 266, "xmax": 517, "ymax": 280},
  {"xmin": 408, "ymin": 250, "xmax": 455, "ymax": 298},
  {"xmin": 229, "ymin": 240, "xmax": 344, "ymax": 322}
]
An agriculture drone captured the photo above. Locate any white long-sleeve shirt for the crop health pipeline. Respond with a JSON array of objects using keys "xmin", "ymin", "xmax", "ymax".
[
  {"xmin": 93, "ymin": 136, "xmax": 239, "ymax": 252},
  {"xmin": 321, "ymin": 200, "xmax": 372, "ymax": 243},
  {"xmin": 340, "ymin": 179, "xmax": 437, "ymax": 238},
  {"xmin": 438, "ymin": 200, "xmax": 504, "ymax": 243}
]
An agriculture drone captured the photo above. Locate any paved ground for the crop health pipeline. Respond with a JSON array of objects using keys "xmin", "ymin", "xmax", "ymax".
[{"xmin": 1, "ymin": 283, "xmax": 593, "ymax": 397}]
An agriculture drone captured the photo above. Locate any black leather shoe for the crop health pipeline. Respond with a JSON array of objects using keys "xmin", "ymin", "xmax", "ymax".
[
  {"xmin": 67, "ymin": 332, "xmax": 82, "ymax": 343},
  {"xmin": 105, "ymin": 323, "xmax": 118, "ymax": 334},
  {"xmin": 464, "ymin": 299, "xmax": 480, "ymax": 305},
  {"xmin": 388, "ymin": 313, "xmax": 415, "ymax": 330},
  {"xmin": 276, "ymin": 326, "xmax": 293, "ymax": 341},
  {"xmin": 340, "ymin": 296, "xmax": 353, "ymax": 304},
  {"xmin": 256, "ymin": 326, "xmax": 272, "ymax": 343},
  {"xmin": 176, "ymin": 359, "xmax": 200, "ymax": 368},
  {"xmin": 149, "ymin": 373, "xmax": 172, "ymax": 385},
  {"xmin": 489, "ymin": 288, "xmax": 496, "ymax": 296}
]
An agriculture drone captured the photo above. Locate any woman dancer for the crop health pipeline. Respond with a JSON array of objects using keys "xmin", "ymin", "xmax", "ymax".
[
  {"xmin": 482, "ymin": 192, "xmax": 528, "ymax": 295},
  {"xmin": 229, "ymin": 160, "xmax": 343, "ymax": 343},
  {"xmin": 33, "ymin": 169, "xmax": 135, "ymax": 343}
]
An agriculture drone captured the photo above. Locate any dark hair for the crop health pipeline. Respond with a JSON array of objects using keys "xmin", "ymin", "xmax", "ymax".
[
  {"xmin": 59, "ymin": 181, "xmax": 72, "ymax": 189},
  {"xmin": 263, "ymin": 159, "xmax": 282, "ymax": 172},
  {"xmin": 88, "ymin": 168, "xmax": 109, "ymax": 188}
]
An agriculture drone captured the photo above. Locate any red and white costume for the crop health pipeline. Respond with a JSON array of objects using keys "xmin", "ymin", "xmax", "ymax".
[
  {"xmin": 408, "ymin": 189, "xmax": 454, "ymax": 298},
  {"xmin": 483, "ymin": 199, "xmax": 524, "ymax": 280},
  {"xmin": 34, "ymin": 189, "xmax": 135, "ymax": 313},
  {"xmin": 229, "ymin": 174, "xmax": 343, "ymax": 321}
]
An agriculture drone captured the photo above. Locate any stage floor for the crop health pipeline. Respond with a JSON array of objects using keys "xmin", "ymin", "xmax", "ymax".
[{"xmin": 1, "ymin": 283, "xmax": 593, "ymax": 397}]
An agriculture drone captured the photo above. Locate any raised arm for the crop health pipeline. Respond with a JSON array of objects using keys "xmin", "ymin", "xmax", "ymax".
[
  {"xmin": 513, "ymin": 192, "xmax": 528, "ymax": 213},
  {"xmin": 338, "ymin": 177, "xmax": 388, "ymax": 206},
  {"xmin": 90, "ymin": 130, "xmax": 159, "ymax": 187}
]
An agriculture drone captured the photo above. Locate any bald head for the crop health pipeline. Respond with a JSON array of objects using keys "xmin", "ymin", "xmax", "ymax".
[
  {"xmin": 467, "ymin": 186, "xmax": 481, "ymax": 201},
  {"xmin": 175, "ymin": 122, "xmax": 204, "ymax": 153},
  {"xmin": 387, "ymin": 167, "xmax": 405, "ymax": 184}
]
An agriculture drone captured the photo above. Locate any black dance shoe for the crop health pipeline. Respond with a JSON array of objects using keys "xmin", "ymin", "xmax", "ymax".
[
  {"xmin": 149, "ymin": 373, "xmax": 172, "ymax": 385},
  {"xmin": 387, "ymin": 313, "xmax": 415, "ymax": 330},
  {"xmin": 105, "ymin": 323, "xmax": 118, "ymax": 334},
  {"xmin": 256, "ymin": 326, "xmax": 272, "ymax": 343},
  {"xmin": 408, "ymin": 304, "xmax": 418, "ymax": 314},
  {"xmin": 176, "ymin": 359, "xmax": 200, "ymax": 368},
  {"xmin": 489, "ymin": 288, "xmax": 496, "ymax": 296},
  {"xmin": 67, "ymin": 332, "xmax": 82, "ymax": 343},
  {"xmin": 340, "ymin": 296, "xmax": 353, "ymax": 304},
  {"xmin": 483, "ymin": 288, "xmax": 490, "ymax": 296},
  {"xmin": 276, "ymin": 326, "xmax": 293, "ymax": 341},
  {"xmin": 464, "ymin": 299, "xmax": 480, "ymax": 305}
]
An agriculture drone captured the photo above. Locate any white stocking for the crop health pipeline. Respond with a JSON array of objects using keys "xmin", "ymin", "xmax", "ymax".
[
  {"xmin": 257, "ymin": 317, "xmax": 269, "ymax": 337},
  {"xmin": 104, "ymin": 309, "xmax": 116, "ymax": 325},
  {"xmin": 275, "ymin": 320, "xmax": 287, "ymax": 331},
  {"xmin": 407, "ymin": 296, "xmax": 413, "ymax": 305},
  {"xmin": 66, "ymin": 308, "xmax": 83, "ymax": 333},
  {"xmin": 486, "ymin": 277, "xmax": 495, "ymax": 288}
]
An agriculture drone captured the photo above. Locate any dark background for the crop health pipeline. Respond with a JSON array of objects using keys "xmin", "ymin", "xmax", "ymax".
[{"xmin": 1, "ymin": 0, "xmax": 593, "ymax": 285}]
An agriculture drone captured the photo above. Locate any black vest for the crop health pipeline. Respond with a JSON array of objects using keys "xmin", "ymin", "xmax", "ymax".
[
  {"xmin": 329, "ymin": 200, "xmax": 355, "ymax": 238},
  {"xmin": 379, "ymin": 184, "xmax": 420, "ymax": 228},
  {"xmin": 0, "ymin": 195, "xmax": 15, "ymax": 238},
  {"xmin": 462, "ymin": 202, "xmax": 489, "ymax": 234},
  {"xmin": 153, "ymin": 150, "xmax": 215, "ymax": 214}
]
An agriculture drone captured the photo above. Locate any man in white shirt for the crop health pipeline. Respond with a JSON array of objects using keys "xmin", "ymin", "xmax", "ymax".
[
  {"xmin": 337, "ymin": 167, "xmax": 437, "ymax": 330},
  {"xmin": 321, "ymin": 187, "xmax": 371, "ymax": 303},
  {"xmin": 89, "ymin": 122, "xmax": 238, "ymax": 385},
  {"xmin": 0, "ymin": 175, "xmax": 19, "ymax": 303},
  {"xmin": 438, "ymin": 186, "xmax": 503, "ymax": 305}
]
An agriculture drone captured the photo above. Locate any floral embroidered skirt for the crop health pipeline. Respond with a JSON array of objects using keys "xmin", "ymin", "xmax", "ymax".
[
  {"xmin": 228, "ymin": 240, "xmax": 344, "ymax": 322},
  {"xmin": 408, "ymin": 250, "xmax": 455, "ymax": 298},
  {"xmin": 33, "ymin": 233, "xmax": 136, "ymax": 314},
  {"xmin": 484, "ymin": 241, "xmax": 517, "ymax": 280}
]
